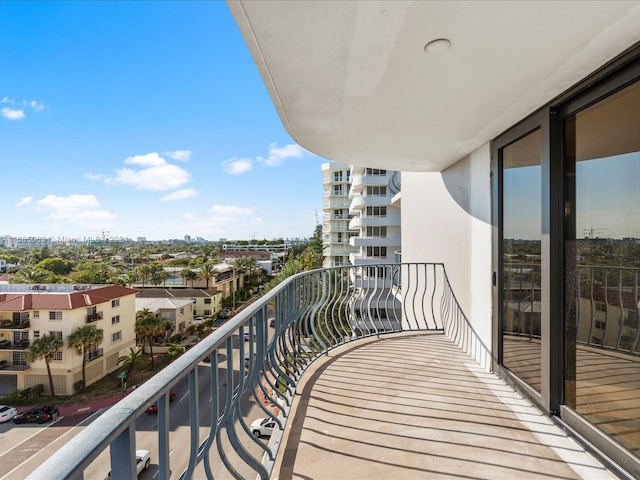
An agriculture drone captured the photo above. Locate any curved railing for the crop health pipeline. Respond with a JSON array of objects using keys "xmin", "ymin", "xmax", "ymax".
[
  {"xmin": 27, "ymin": 263, "xmax": 483, "ymax": 480},
  {"xmin": 388, "ymin": 170, "xmax": 401, "ymax": 196}
]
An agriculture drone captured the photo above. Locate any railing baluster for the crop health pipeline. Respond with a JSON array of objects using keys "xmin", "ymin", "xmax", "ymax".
[{"xmin": 28, "ymin": 262, "xmax": 494, "ymax": 480}]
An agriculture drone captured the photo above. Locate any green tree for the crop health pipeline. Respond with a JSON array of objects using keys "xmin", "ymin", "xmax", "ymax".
[
  {"xmin": 117, "ymin": 346, "xmax": 144, "ymax": 374},
  {"xmin": 180, "ymin": 268, "xmax": 197, "ymax": 288},
  {"xmin": 198, "ymin": 263, "xmax": 218, "ymax": 289},
  {"xmin": 135, "ymin": 309, "xmax": 163, "ymax": 369},
  {"xmin": 67, "ymin": 325, "xmax": 104, "ymax": 392},
  {"xmin": 36, "ymin": 257, "xmax": 74, "ymax": 275},
  {"xmin": 25, "ymin": 335, "xmax": 62, "ymax": 397}
]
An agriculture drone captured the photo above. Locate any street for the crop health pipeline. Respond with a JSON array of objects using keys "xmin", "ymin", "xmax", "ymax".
[{"xmin": 0, "ymin": 332, "xmax": 276, "ymax": 480}]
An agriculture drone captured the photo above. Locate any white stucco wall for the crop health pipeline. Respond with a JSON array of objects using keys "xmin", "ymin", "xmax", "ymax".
[{"xmin": 401, "ymin": 143, "xmax": 492, "ymax": 360}]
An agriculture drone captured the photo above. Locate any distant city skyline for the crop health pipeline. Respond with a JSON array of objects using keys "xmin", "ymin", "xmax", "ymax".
[{"xmin": 1, "ymin": 2, "xmax": 327, "ymax": 241}]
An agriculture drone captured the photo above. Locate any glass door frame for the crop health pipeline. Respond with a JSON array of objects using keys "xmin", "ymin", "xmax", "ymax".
[
  {"xmin": 492, "ymin": 109, "xmax": 560, "ymax": 415},
  {"xmin": 492, "ymin": 43, "xmax": 640, "ymax": 475}
]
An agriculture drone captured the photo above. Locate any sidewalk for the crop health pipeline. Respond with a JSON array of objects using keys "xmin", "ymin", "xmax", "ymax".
[{"xmin": 57, "ymin": 394, "xmax": 123, "ymax": 418}]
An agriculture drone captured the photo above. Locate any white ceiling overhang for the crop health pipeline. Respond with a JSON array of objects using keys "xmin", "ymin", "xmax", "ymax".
[{"xmin": 228, "ymin": 1, "xmax": 640, "ymax": 172}]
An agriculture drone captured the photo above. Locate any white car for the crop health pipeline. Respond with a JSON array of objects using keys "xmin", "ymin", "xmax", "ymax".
[
  {"xmin": 105, "ymin": 449, "xmax": 150, "ymax": 478},
  {"xmin": 0, "ymin": 405, "xmax": 17, "ymax": 423},
  {"xmin": 250, "ymin": 417, "xmax": 275, "ymax": 438},
  {"xmin": 244, "ymin": 352, "xmax": 256, "ymax": 368}
]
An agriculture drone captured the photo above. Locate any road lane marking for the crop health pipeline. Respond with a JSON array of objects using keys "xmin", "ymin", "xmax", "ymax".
[{"xmin": 1, "ymin": 409, "xmax": 105, "ymax": 480}]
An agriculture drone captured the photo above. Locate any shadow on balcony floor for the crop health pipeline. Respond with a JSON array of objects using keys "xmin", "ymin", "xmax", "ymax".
[{"xmin": 272, "ymin": 332, "xmax": 615, "ymax": 480}]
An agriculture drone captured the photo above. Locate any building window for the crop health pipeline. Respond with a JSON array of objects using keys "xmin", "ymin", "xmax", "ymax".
[
  {"xmin": 50, "ymin": 331, "xmax": 63, "ymax": 341},
  {"xmin": 204, "ymin": 310, "xmax": 211, "ymax": 316},
  {"xmin": 204, "ymin": 298, "xmax": 212, "ymax": 304},
  {"xmin": 180, "ymin": 308, "xmax": 184, "ymax": 315},
  {"xmin": 366, "ymin": 266, "xmax": 387, "ymax": 278},
  {"xmin": 33, "ymin": 311, "xmax": 39, "ymax": 318},
  {"xmin": 49, "ymin": 311, "xmax": 63, "ymax": 321},
  {"xmin": 52, "ymin": 351, "xmax": 63, "ymax": 362},
  {"xmin": 13, "ymin": 351, "xmax": 27, "ymax": 366},
  {"xmin": 333, "ymin": 171, "xmax": 343, "ymax": 182},
  {"xmin": 112, "ymin": 331, "xmax": 122, "ymax": 343},
  {"xmin": 112, "ymin": 315, "xmax": 120, "ymax": 325},
  {"xmin": 33, "ymin": 330, "xmax": 40, "ymax": 339},
  {"xmin": 366, "ymin": 226, "xmax": 387, "ymax": 238},
  {"xmin": 332, "ymin": 185, "xmax": 345, "ymax": 196},
  {"xmin": 365, "ymin": 168, "xmax": 386, "ymax": 176},
  {"xmin": 366, "ymin": 186, "xmax": 387, "ymax": 197},
  {"xmin": 366, "ymin": 246, "xmax": 387, "ymax": 258},
  {"xmin": 112, "ymin": 299, "xmax": 120, "ymax": 308},
  {"xmin": 366, "ymin": 206, "xmax": 387, "ymax": 217}
]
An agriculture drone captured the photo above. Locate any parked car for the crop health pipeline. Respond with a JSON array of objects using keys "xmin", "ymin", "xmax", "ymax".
[
  {"xmin": 244, "ymin": 352, "xmax": 256, "ymax": 369},
  {"xmin": 0, "ymin": 405, "xmax": 17, "ymax": 423},
  {"xmin": 105, "ymin": 449, "xmax": 150, "ymax": 478},
  {"xmin": 13, "ymin": 404, "xmax": 59, "ymax": 424},
  {"xmin": 250, "ymin": 417, "xmax": 275, "ymax": 438},
  {"xmin": 145, "ymin": 391, "xmax": 176, "ymax": 414}
]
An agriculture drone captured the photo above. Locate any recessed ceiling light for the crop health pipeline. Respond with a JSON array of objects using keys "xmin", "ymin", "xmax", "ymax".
[{"xmin": 424, "ymin": 38, "xmax": 451, "ymax": 55}]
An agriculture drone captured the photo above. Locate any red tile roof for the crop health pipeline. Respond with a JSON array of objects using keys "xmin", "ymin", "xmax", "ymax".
[{"xmin": 0, "ymin": 285, "xmax": 139, "ymax": 311}]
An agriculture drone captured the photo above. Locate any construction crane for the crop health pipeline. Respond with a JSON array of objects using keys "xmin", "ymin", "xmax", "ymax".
[{"xmin": 582, "ymin": 227, "xmax": 611, "ymax": 239}]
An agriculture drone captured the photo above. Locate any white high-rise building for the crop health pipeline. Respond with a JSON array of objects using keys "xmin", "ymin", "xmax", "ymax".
[
  {"xmin": 348, "ymin": 166, "xmax": 401, "ymax": 266},
  {"xmin": 321, "ymin": 162, "xmax": 356, "ymax": 267}
]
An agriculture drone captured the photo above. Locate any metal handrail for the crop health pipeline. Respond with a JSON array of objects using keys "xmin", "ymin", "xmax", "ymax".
[{"xmin": 28, "ymin": 263, "xmax": 480, "ymax": 480}]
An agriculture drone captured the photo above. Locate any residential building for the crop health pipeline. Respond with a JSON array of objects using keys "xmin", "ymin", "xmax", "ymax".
[
  {"xmin": 348, "ymin": 165, "xmax": 401, "ymax": 266},
  {"xmin": 0, "ymin": 284, "xmax": 138, "ymax": 395},
  {"xmin": 228, "ymin": 2, "xmax": 640, "ymax": 476},
  {"xmin": 30, "ymin": 3, "xmax": 640, "ymax": 479},
  {"xmin": 321, "ymin": 161, "xmax": 356, "ymax": 267},
  {"xmin": 135, "ymin": 288, "xmax": 222, "ymax": 325}
]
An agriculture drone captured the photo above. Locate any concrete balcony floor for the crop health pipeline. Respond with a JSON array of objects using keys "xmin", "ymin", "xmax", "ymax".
[{"xmin": 272, "ymin": 333, "xmax": 616, "ymax": 480}]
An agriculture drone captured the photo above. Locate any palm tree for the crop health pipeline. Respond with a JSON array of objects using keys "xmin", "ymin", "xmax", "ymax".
[
  {"xmin": 135, "ymin": 310, "xmax": 163, "ymax": 369},
  {"xmin": 180, "ymin": 268, "xmax": 197, "ymax": 288},
  {"xmin": 117, "ymin": 346, "xmax": 144, "ymax": 374},
  {"xmin": 25, "ymin": 335, "xmax": 62, "ymax": 397},
  {"xmin": 67, "ymin": 325, "xmax": 104, "ymax": 392},
  {"xmin": 198, "ymin": 263, "xmax": 218, "ymax": 289}
]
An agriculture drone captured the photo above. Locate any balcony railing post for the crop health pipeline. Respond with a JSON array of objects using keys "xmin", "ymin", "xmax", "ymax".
[{"xmin": 110, "ymin": 425, "xmax": 136, "ymax": 480}]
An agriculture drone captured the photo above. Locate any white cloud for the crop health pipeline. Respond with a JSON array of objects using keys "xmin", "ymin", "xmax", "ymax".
[
  {"xmin": 30, "ymin": 101, "xmax": 45, "ymax": 112},
  {"xmin": 19, "ymin": 194, "xmax": 117, "ymax": 226},
  {"xmin": 164, "ymin": 150, "xmax": 192, "ymax": 161},
  {"xmin": 2, "ymin": 107, "xmax": 25, "ymax": 120},
  {"xmin": 208, "ymin": 204, "xmax": 255, "ymax": 216},
  {"xmin": 222, "ymin": 157, "xmax": 252, "ymax": 175},
  {"xmin": 15, "ymin": 196, "xmax": 33, "ymax": 207},
  {"xmin": 124, "ymin": 152, "xmax": 167, "ymax": 167},
  {"xmin": 252, "ymin": 217, "xmax": 265, "ymax": 225},
  {"xmin": 257, "ymin": 142, "xmax": 306, "ymax": 167},
  {"xmin": 161, "ymin": 188, "xmax": 197, "ymax": 202},
  {"xmin": 1, "ymin": 97, "xmax": 12, "ymax": 104},
  {"xmin": 84, "ymin": 173, "xmax": 105, "ymax": 181},
  {"xmin": 105, "ymin": 152, "xmax": 192, "ymax": 191}
]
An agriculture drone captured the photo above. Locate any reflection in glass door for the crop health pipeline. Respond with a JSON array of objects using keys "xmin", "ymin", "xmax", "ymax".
[
  {"xmin": 564, "ymin": 79, "xmax": 640, "ymax": 454},
  {"xmin": 501, "ymin": 129, "xmax": 542, "ymax": 393}
]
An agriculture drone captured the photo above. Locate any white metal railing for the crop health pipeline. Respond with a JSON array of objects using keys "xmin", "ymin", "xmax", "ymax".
[{"xmin": 27, "ymin": 263, "xmax": 484, "ymax": 480}]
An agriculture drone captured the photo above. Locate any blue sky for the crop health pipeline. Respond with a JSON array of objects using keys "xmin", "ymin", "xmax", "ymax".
[{"xmin": 0, "ymin": 1, "xmax": 327, "ymax": 242}]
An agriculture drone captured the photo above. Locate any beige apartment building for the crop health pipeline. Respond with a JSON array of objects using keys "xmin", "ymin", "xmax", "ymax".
[{"xmin": 0, "ymin": 284, "xmax": 138, "ymax": 395}]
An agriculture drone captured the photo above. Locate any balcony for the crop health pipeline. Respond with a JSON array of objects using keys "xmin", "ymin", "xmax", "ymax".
[
  {"xmin": 85, "ymin": 348, "xmax": 104, "ymax": 362},
  {"xmin": 28, "ymin": 263, "xmax": 621, "ymax": 480},
  {"xmin": 0, "ymin": 319, "xmax": 30, "ymax": 329},
  {"xmin": 85, "ymin": 311, "xmax": 104, "ymax": 323},
  {"xmin": 0, "ymin": 339, "xmax": 30, "ymax": 350}
]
